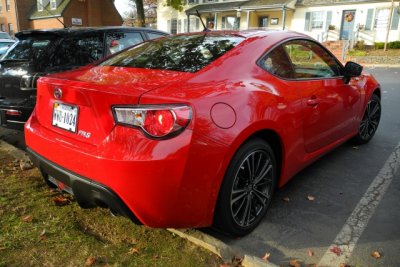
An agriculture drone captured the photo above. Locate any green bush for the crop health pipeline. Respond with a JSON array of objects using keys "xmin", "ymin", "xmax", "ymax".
[
  {"xmin": 374, "ymin": 41, "xmax": 400, "ymax": 49},
  {"xmin": 348, "ymin": 50, "xmax": 367, "ymax": 56},
  {"xmin": 354, "ymin": 40, "xmax": 365, "ymax": 50}
]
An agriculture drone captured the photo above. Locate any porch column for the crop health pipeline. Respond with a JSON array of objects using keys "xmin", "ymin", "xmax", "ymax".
[
  {"xmin": 214, "ymin": 12, "xmax": 218, "ymax": 30},
  {"xmin": 246, "ymin": 10, "xmax": 250, "ymax": 30},
  {"xmin": 187, "ymin": 14, "xmax": 190, "ymax": 32},
  {"xmin": 282, "ymin": 5, "xmax": 287, "ymax": 30}
]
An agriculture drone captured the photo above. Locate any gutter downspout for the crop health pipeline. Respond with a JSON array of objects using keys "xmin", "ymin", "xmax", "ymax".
[
  {"xmin": 14, "ymin": 0, "xmax": 20, "ymax": 34},
  {"xmin": 282, "ymin": 4, "xmax": 286, "ymax": 30}
]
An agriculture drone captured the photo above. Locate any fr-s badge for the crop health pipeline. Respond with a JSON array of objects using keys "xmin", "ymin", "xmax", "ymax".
[{"xmin": 78, "ymin": 130, "xmax": 91, "ymax": 139}]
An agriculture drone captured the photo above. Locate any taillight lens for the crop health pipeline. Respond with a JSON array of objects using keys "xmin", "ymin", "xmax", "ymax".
[{"xmin": 113, "ymin": 105, "xmax": 192, "ymax": 138}]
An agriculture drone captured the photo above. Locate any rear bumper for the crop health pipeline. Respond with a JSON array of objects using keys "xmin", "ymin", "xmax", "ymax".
[
  {"xmin": 25, "ymin": 112, "xmax": 229, "ymax": 228},
  {"xmin": 28, "ymin": 148, "xmax": 142, "ymax": 224}
]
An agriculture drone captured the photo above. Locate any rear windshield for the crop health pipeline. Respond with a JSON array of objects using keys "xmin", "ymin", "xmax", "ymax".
[
  {"xmin": 2, "ymin": 34, "xmax": 57, "ymax": 61},
  {"xmin": 100, "ymin": 34, "xmax": 244, "ymax": 73}
]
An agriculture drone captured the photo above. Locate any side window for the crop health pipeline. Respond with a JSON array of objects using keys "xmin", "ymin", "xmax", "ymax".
[
  {"xmin": 147, "ymin": 32, "xmax": 167, "ymax": 40},
  {"xmin": 260, "ymin": 45, "xmax": 294, "ymax": 79},
  {"xmin": 106, "ymin": 32, "xmax": 144, "ymax": 54},
  {"xmin": 283, "ymin": 40, "xmax": 342, "ymax": 79}
]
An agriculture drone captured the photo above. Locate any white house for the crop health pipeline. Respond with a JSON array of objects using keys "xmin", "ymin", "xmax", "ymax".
[{"xmin": 157, "ymin": 0, "xmax": 400, "ymax": 45}]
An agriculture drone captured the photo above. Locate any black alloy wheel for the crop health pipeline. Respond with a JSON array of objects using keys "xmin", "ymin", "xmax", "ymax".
[
  {"xmin": 353, "ymin": 94, "xmax": 381, "ymax": 145},
  {"xmin": 214, "ymin": 139, "xmax": 277, "ymax": 237}
]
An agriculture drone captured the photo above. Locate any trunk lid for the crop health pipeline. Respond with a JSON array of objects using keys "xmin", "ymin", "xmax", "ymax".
[{"xmin": 35, "ymin": 66, "xmax": 191, "ymax": 146}]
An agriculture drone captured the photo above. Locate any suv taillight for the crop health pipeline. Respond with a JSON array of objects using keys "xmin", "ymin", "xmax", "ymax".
[{"xmin": 113, "ymin": 105, "xmax": 192, "ymax": 138}]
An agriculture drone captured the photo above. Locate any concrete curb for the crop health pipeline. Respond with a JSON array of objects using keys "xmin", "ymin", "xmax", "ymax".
[
  {"xmin": 0, "ymin": 139, "xmax": 278, "ymax": 267},
  {"xmin": 167, "ymin": 228, "xmax": 278, "ymax": 267}
]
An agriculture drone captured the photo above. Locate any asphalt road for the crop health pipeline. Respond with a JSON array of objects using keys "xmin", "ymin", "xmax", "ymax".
[
  {"xmin": 212, "ymin": 67, "xmax": 400, "ymax": 266},
  {"xmin": 1, "ymin": 67, "xmax": 399, "ymax": 266}
]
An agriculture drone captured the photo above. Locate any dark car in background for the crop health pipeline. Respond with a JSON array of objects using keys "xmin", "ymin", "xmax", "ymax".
[{"xmin": 0, "ymin": 26, "xmax": 168, "ymax": 129}]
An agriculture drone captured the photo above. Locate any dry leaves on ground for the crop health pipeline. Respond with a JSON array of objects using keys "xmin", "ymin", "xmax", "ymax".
[
  {"xmin": 128, "ymin": 247, "xmax": 140, "ymax": 255},
  {"xmin": 38, "ymin": 229, "xmax": 47, "ymax": 241},
  {"xmin": 330, "ymin": 246, "xmax": 342, "ymax": 256},
  {"xmin": 307, "ymin": 195, "xmax": 315, "ymax": 201},
  {"xmin": 52, "ymin": 195, "xmax": 71, "ymax": 206},
  {"xmin": 371, "ymin": 251, "xmax": 381, "ymax": 259},
  {"xmin": 85, "ymin": 256, "xmax": 96, "ymax": 266},
  {"xmin": 289, "ymin": 259, "xmax": 301, "ymax": 267},
  {"xmin": 262, "ymin": 252, "xmax": 270, "ymax": 261},
  {"xmin": 308, "ymin": 249, "xmax": 314, "ymax": 257},
  {"xmin": 21, "ymin": 215, "xmax": 33, "ymax": 222},
  {"xmin": 339, "ymin": 263, "xmax": 351, "ymax": 267}
]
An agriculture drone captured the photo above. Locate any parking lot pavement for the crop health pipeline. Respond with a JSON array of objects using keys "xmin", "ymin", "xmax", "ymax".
[
  {"xmin": 1, "ymin": 67, "xmax": 399, "ymax": 266},
  {"xmin": 213, "ymin": 67, "xmax": 400, "ymax": 266}
]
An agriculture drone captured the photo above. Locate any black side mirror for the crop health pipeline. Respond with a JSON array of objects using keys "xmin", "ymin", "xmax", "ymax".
[{"xmin": 343, "ymin": 61, "xmax": 363, "ymax": 84}]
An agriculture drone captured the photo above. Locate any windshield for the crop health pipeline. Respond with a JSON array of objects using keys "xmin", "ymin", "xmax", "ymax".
[
  {"xmin": 0, "ymin": 32, "xmax": 11, "ymax": 39},
  {"xmin": 100, "ymin": 34, "xmax": 244, "ymax": 73},
  {"xmin": 2, "ymin": 34, "xmax": 57, "ymax": 61},
  {"xmin": 0, "ymin": 42, "xmax": 13, "ymax": 48}
]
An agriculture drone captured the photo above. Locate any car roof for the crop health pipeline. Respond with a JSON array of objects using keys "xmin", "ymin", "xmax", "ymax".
[
  {"xmin": 15, "ymin": 26, "xmax": 169, "ymax": 38},
  {"xmin": 174, "ymin": 29, "xmax": 310, "ymax": 41},
  {"xmin": 0, "ymin": 39, "xmax": 15, "ymax": 43}
]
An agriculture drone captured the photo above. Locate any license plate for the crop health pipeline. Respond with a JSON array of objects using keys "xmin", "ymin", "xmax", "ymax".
[{"xmin": 52, "ymin": 102, "xmax": 78, "ymax": 132}]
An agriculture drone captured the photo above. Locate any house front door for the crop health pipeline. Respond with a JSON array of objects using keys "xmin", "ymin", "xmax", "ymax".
[{"xmin": 340, "ymin": 10, "xmax": 356, "ymax": 40}]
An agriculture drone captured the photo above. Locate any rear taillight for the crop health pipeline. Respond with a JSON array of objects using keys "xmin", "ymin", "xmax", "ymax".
[{"xmin": 113, "ymin": 105, "xmax": 192, "ymax": 138}]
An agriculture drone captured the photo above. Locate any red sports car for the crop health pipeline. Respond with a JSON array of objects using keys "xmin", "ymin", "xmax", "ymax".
[{"xmin": 25, "ymin": 30, "xmax": 381, "ymax": 236}]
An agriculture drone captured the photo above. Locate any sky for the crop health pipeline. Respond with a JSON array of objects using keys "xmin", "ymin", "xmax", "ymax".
[{"xmin": 114, "ymin": 0, "xmax": 133, "ymax": 17}]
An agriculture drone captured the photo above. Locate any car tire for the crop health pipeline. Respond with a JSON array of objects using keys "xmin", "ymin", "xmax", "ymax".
[
  {"xmin": 352, "ymin": 93, "xmax": 381, "ymax": 145},
  {"xmin": 214, "ymin": 138, "xmax": 277, "ymax": 237}
]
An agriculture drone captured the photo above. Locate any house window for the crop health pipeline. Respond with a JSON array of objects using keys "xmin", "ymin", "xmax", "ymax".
[
  {"xmin": 188, "ymin": 0, "xmax": 198, "ymax": 4},
  {"xmin": 50, "ymin": 0, "xmax": 57, "ymax": 9},
  {"xmin": 311, "ymin": 11, "xmax": 324, "ymax": 29},
  {"xmin": 170, "ymin": 19, "xmax": 178, "ymax": 34},
  {"xmin": 1, "ymin": 24, "xmax": 5, "ymax": 32},
  {"xmin": 304, "ymin": 11, "xmax": 326, "ymax": 31},
  {"xmin": 222, "ymin": 16, "xmax": 240, "ymax": 30},
  {"xmin": 8, "ymin": 23, "xmax": 13, "ymax": 35},
  {"xmin": 6, "ymin": 0, "xmax": 10, "ymax": 11},
  {"xmin": 374, "ymin": 8, "xmax": 390, "ymax": 30},
  {"xmin": 38, "ymin": 0, "xmax": 44, "ymax": 11}
]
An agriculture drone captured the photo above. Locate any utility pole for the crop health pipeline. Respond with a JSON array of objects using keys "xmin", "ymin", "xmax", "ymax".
[{"xmin": 384, "ymin": 0, "xmax": 395, "ymax": 51}]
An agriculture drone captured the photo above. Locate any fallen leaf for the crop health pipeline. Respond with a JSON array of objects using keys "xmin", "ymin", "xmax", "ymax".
[
  {"xmin": 282, "ymin": 197, "xmax": 290, "ymax": 202},
  {"xmin": 38, "ymin": 229, "xmax": 47, "ymax": 241},
  {"xmin": 53, "ymin": 195, "xmax": 71, "ymax": 206},
  {"xmin": 371, "ymin": 251, "xmax": 381, "ymax": 259},
  {"xmin": 306, "ymin": 264, "xmax": 317, "ymax": 267},
  {"xmin": 20, "ymin": 160, "xmax": 33, "ymax": 171},
  {"xmin": 22, "ymin": 215, "xmax": 33, "ymax": 222},
  {"xmin": 289, "ymin": 259, "xmax": 301, "ymax": 267},
  {"xmin": 85, "ymin": 256, "xmax": 96, "ymax": 266},
  {"xmin": 262, "ymin": 252, "xmax": 270, "ymax": 261},
  {"xmin": 330, "ymin": 246, "xmax": 342, "ymax": 256},
  {"xmin": 40, "ymin": 229, "xmax": 46, "ymax": 236},
  {"xmin": 339, "ymin": 264, "xmax": 351, "ymax": 267},
  {"xmin": 232, "ymin": 256, "xmax": 243, "ymax": 265},
  {"xmin": 128, "ymin": 248, "xmax": 140, "ymax": 254},
  {"xmin": 308, "ymin": 249, "xmax": 314, "ymax": 257},
  {"xmin": 307, "ymin": 195, "xmax": 315, "ymax": 201},
  {"xmin": 219, "ymin": 263, "xmax": 230, "ymax": 267},
  {"xmin": 352, "ymin": 146, "xmax": 359, "ymax": 150}
]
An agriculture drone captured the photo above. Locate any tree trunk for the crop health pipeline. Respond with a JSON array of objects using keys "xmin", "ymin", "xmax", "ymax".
[{"xmin": 135, "ymin": 0, "xmax": 146, "ymax": 27}]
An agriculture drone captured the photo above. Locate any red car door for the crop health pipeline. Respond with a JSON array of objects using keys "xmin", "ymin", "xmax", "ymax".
[{"xmin": 282, "ymin": 40, "xmax": 361, "ymax": 153}]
